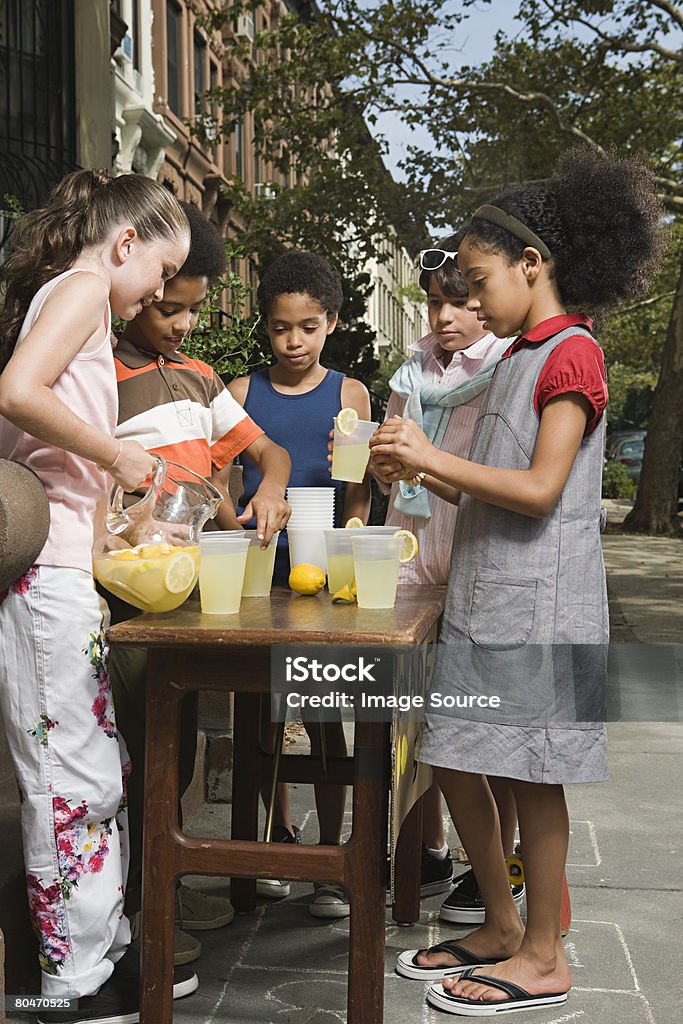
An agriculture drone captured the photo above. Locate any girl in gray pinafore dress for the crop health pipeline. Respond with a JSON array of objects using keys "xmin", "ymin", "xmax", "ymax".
[{"xmin": 371, "ymin": 148, "xmax": 664, "ymax": 1017}]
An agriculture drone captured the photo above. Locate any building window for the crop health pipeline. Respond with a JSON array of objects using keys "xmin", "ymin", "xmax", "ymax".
[
  {"xmin": 234, "ymin": 117, "xmax": 244, "ymax": 178},
  {"xmin": 193, "ymin": 31, "xmax": 205, "ymax": 116},
  {"xmin": 166, "ymin": 0, "xmax": 181, "ymax": 114},
  {"xmin": 0, "ymin": 0, "xmax": 76, "ymax": 165},
  {"xmin": 131, "ymin": 0, "xmax": 141, "ymax": 70},
  {"xmin": 209, "ymin": 60, "xmax": 219, "ymax": 157}
]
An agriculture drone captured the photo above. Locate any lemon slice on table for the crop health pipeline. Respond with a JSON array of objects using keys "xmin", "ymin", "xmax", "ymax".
[
  {"xmin": 393, "ymin": 529, "xmax": 418, "ymax": 564},
  {"xmin": 289, "ymin": 563, "xmax": 326, "ymax": 596},
  {"xmin": 331, "ymin": 583, "xmax": 356, "ymax": 604},
  {"xmin": 335, "ymin": 407, "xmax": 359, "ymax": 436},
  {"xmin": 344, "ymin": 517, "xmax": 364, "ymax": 529},
  {"xmin": 164, "ymin": 551, "xmax": 197, "ymax": 594}
]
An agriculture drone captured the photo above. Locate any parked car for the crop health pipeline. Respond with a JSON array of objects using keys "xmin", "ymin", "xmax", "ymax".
[
  {"xmin": 609, "ymin": 435, "xmax": 646, "ymax": 482},
  {"xmin": 605, "ymin": 429, "xmax": 646, "ymax": 461},
  {"xmin": 607, "ymin": 431, "xmax": 683, "ymax": 498}
]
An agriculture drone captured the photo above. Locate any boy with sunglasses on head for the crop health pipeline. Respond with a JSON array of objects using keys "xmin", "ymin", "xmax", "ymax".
[{"xmin": 370, "ymin": 232, "xmax": 518, "ymax": 922}]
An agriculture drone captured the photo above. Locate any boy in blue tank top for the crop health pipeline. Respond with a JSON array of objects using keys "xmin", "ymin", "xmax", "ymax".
[{"xmin": 228, "ymin": 250, "xmax": 371, "ymax": 918}]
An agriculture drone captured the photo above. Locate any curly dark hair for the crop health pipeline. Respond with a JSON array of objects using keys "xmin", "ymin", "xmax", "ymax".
[
  {"xmin": 257, "ymin": 250, "xmax": 343, "ymax": 319},
  {"xmin": 463, "ymin": 147, "xmax": 665, "ymax": 309},
  {"xmin": 419, "ymin": 229, "xmax": 468, "ymax": 298},
  {"xmin": 176, "ymin": 202, "xmax": 226, "ymax": 284}
]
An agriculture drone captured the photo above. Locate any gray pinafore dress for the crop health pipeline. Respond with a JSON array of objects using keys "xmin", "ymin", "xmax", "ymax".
[{"xmin": 419, "ymin": 325, "xmax": 608, "ymax": 784}]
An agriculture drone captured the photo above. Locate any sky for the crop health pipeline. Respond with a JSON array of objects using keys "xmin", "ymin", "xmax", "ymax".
[
  {"xmin": 373, "ymin": 0, "xmax": 682, "ymax": 180},
  {"xmin": 375, "ymin": 2, "xmax": 523, "ymax": 178}
]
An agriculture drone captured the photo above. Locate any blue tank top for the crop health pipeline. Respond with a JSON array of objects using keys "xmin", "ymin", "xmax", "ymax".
[{"xmin": 239, "ymin": 367, "xmax": 345, "ymax": 584}]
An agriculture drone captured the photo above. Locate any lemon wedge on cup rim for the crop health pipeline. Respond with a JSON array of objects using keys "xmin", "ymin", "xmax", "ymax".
[
  {"xmin": 335, "ymin": 407, "xmax": 359, "ymax": 436},
  {"xmin": 344, "ymin": 516, "xmax": 364, "ymax": 529},
  {"xmin": 393, "ymin": 529, "xmax": 418, "ymax": 564}
]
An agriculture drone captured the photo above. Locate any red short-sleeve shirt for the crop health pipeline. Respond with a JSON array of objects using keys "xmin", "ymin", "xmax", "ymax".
[{"xmin": 502, "ymin": 313, "xmax": 608, "ymax": 435}]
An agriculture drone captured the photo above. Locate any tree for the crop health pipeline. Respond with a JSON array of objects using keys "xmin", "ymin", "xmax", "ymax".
[{"xmin": 205, "ymin": 0, "xmax": 683, "ymax": 530}]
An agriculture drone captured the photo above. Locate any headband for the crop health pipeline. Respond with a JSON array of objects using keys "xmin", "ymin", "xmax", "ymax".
[{"xmin": 472, "ymin": 204, "xmax": 552, "ymax": 259}]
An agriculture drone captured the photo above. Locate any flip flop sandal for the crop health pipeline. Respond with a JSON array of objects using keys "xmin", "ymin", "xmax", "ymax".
[
  {"xmin": 395, "ymin": 941, "xmax": 503, "ymax": 981},
  {"xmin": 426, "ymin": 968, "xmax": 569, "ymax": 1016}
]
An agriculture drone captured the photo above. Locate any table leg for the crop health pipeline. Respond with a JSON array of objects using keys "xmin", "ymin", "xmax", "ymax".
[
  {"xmin": 347, "ymin": 723, "xmax": 390, "ymax": 1024},
  {"xmin": 140, "ymin": 651, "xmax": 181, "ymax": 1024},
  {"xmin": 230, "ymin": 692, "xmax": 261, "ymax": 913},
  {"xmin": 392, "ymin": 795, "xmax": 423, "ymax": 925}
]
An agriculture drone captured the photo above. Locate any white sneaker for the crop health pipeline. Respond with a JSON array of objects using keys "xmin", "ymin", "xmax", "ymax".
[
  {"xmin": 309, "ymin": 882, "xmax": 350, "ymax": 919},
  {"xmin": 257, "ymin": 824, "xmax": 301, "ymax": 900},
  {"xmin": 256, "ymin": 877, "xmax": 291, "ymax": 899}
]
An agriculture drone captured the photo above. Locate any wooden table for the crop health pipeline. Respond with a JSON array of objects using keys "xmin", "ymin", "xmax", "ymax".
[{"xmin": 108, "ymin": 585, "xmax": 445, "ymax": 1024}]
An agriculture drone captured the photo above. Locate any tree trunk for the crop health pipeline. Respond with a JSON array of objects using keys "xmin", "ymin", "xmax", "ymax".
[{"xmin": 623, "ymin": 248, "xmax": 683, "ymax": 535}]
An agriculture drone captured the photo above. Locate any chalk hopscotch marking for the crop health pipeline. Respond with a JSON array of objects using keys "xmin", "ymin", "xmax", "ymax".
[
  {"xmin": 566, "ymin": 819, "xmax": 602, "ymax": 867},
  {"xmin": 571, "ymin": 918, "xmax": 656, "ymax": 1024}
]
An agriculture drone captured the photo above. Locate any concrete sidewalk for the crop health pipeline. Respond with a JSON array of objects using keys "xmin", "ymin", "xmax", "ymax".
[{"xmin": 3, "ymin": 528, "xmax": 682, "ymax": 1023}]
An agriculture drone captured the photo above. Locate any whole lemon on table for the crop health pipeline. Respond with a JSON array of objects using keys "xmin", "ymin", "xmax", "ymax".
[{"xmin": 289, "ymin": 563, "xmax": 326, "ymax": 595}]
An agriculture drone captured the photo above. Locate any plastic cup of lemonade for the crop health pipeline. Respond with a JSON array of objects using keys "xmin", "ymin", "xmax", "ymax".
[
  {"xmin": 198, "ymin": 533, "xmax": 250, "ymax": 614},
  {"xmin": 351, "ymin": 534, "xmax": 404, "ymax": 609},
  {"xmin": 325, "ymin": 527, "xmax": 399, "ymax": 593},
  {"xmin": 331, "ymin": 418, "xmax": 379, "ymax": 483},
  {"xmin": 241, "ymin": 530, "xmax": 280, "ymax": 597}
]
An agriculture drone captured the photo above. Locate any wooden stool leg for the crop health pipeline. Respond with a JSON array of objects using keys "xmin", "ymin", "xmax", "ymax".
[
  {"xmin": 347, "ymin": 724, "xmax": 389, "ymax": 1024},
  {"xmin": 230, "ymin": 692, "xmax": 261, "ymax": 913},
  {"xmin": 392, "ymin": 795, "xmax": 423, "ymax": 925},
  {"xmin": 141, "ymin": 651, "xmax": 181, "ymax": 1024}
]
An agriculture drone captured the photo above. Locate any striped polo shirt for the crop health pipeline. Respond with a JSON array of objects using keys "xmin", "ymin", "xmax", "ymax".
[{"xmin": 114, "ymin": 336, "xmax": 263, "ymax": 476}]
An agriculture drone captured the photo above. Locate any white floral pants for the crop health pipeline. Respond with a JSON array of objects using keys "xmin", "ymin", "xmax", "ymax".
[{"xmin": 0, "ymin": 565, "xmax": 131, "ymax": 997}]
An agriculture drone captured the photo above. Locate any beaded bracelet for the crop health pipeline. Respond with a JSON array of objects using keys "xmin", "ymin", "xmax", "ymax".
[{"xmin": 402, "ymin": 471, "xmax": 426, "ymax": 487}]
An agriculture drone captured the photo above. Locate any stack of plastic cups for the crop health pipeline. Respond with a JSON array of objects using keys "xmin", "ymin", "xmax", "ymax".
[{"xmin": 286, "ymin": 487, "xmax": 335, "ymax": 572}]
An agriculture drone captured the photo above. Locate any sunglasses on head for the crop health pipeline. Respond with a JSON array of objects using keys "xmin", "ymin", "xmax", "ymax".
[{"xmin": 418, "ymin": 249, "xmax": 458, "ymax": 271}]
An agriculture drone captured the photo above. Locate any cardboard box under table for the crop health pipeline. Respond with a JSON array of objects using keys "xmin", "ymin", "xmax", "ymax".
[{"xmin": 108, "ymin": 584, "xmax": 445, "ymax": 1024}]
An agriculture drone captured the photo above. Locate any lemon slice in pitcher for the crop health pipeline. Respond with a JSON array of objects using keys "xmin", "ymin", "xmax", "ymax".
[
  {"xmin": 164, "ymin": 551, "xmax": 198, "ymax": 594},
  {"xmin": 393, "ymin": 529, "xmax": 418, "ymax": 563},
  {"xmin": 335, "ymin": 407, "xmax": 359, "ymax": 436},
  {"xmin": 344, "ymin": 516, "xmax": 364, "ymax": 529}
]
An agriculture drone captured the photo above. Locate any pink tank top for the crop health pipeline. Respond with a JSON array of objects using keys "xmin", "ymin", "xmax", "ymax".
[{"xmin": 0, "ymin": 269, "xmax": 118, "ymax": 572}]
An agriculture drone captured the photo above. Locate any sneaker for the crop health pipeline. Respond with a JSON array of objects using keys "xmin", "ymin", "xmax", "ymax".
[
  {"xmin": 309, "ymin": 882, "xmax": 350, "ymax": 919},
  {"xmin": 256, "ymin": 824, "xmax": 301, "ymax": 899},
  {"xmin": 420, "ymin": 845, "xmax": 454, "ymax": 898},
  {"xmin": 36, "ymin": 953, "xmax": 198, "ymax": 1023},
  {"xmin": 176, "ymin": 883, "xmax": 235, "ymax": 930},
  {"xmin": 439, "ymin": 867, "xmax": 525, "ymax": 925},
  {"xmin": 130, "ymin": 909, "xmax": 201, "ymax": 966},
  {"xmin": 113, "ymin": 946, "xmax": 199, "ymax": 998}
]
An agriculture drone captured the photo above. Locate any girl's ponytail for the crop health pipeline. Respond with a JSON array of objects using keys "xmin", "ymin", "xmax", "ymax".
[
  {"xmin": 549, "ymin": 147, "xmax": 665, "ymax": 309},
  {"xmin": 464, "ymin": 147, "xmax": 665, "ymax": 313},
  {"xmin": 0, "ymin": 170, "xmax": 188, "ymax": 371}
]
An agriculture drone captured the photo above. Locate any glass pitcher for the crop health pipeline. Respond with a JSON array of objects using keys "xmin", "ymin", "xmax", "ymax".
[{"xmin": 93, "ymin": 459, "xmax": 222, "ymax": 613}]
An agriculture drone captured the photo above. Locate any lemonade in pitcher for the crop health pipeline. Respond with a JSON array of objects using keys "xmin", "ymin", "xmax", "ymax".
[{"xmin": 93, "ymin": 543, "xmax": 200, "ymax": 613}]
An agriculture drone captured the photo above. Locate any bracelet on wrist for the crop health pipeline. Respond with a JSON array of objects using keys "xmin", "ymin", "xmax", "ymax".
[
  {"xmin": 98, "ymin": 440, "xmax": 123, "ymax": 472},
  {"xmin": 402, "ymin": 470, "xmax": 426, "ymax": 487}
]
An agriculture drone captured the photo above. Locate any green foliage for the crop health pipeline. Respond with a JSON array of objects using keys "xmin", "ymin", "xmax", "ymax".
[
  {"xmin": 602, "ymin": 459, "xmax": 636, "ymax": 499},
  {"xmin": 604, "ymin": 364, "xmax": 657, "ymax": 431},
  {"xmin": 180, "ymin": 243, "xmax": 267, "ymax": 380},
  {"xmin": 369, "ymin": 347, "xmax": 406, "ymax": 403}
]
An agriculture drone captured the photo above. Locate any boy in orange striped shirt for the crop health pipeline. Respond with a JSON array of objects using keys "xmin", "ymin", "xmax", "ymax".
[{"xmin": 109, "ymin": 203, "xmax": 291, "ymax": 965}]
